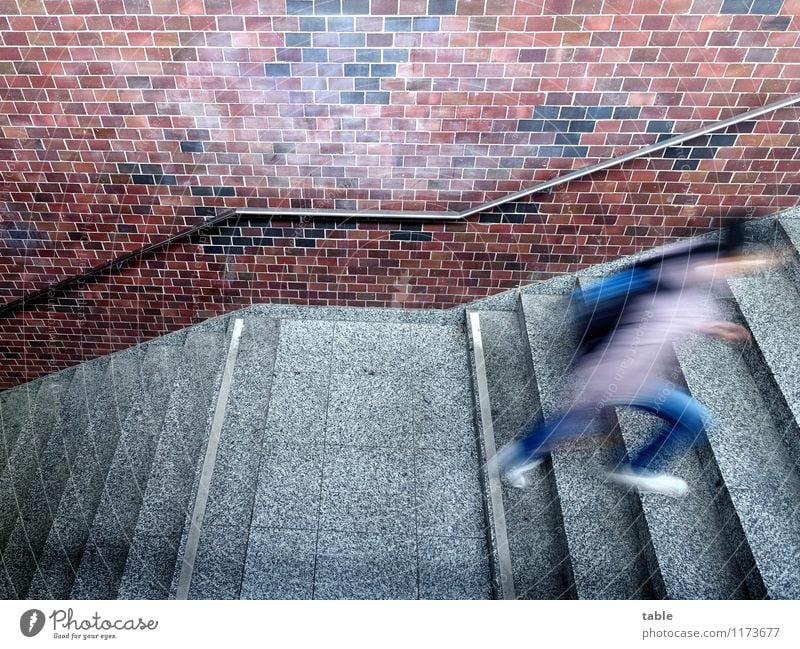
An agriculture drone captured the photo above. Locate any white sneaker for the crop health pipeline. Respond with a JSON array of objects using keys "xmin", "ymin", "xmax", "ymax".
[
  {"xmin": 502, "ymin": 458, "xmax": 544, "ymax": 489},
  {"xmin": 607, "ymin": 466, "xmax": 689, "ymax": 499}
]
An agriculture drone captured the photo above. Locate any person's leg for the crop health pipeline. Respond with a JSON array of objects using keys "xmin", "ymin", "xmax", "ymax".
[
  {"xmin": 496, "ymin": 407, "xmax": 594, "ymax": 488},
  {"xmin": 607, "ymin": 383, "xmax": 715, "ymax": 497},
  {"xmin": 625, "ymin": 386, "xmax": 714, "ymax": 472}
]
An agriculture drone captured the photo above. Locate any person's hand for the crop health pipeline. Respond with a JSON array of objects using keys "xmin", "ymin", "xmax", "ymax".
[{"xmin": 698, "ymin": 320, "xmax": 751, "ymax": 343}]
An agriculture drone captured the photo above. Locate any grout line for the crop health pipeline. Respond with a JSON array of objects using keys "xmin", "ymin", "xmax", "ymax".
[
  {"xmin": 468, "ymin": 311, "xmax": 516, "ymax": 600},
  {"xmin": 175, "ymin": 318, "xmax": 245, "ymax": 600}
]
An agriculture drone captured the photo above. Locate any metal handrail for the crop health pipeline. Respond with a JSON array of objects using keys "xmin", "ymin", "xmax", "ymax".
[{"xmin": 2, "ymin": 94, "xmax": 799, "ymax": 317}]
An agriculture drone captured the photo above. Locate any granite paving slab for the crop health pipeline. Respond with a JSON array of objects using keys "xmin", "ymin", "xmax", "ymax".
[
  {"xmin": 320, "ymin": 444, "xmax": 415, "ymax": 535},
  {"xmin": 412, "ymin": 370, "xmax": 475, "ymax": 450},
  {"xmin": 272, "ymin": 319, "xmax": 334, "ymax": 375},
  {"xmin": 415, "ymin": 446, "xmax": 485, "ymax": 539},
  {"xmin": 70, "ymin": 540, "xmax": 129, "ymax": 600},
  {"xmin": 185, "ymin": 524, "xmax": 250, "ymax": 599},
  {"xmin": 331, "ymin": 321, "xmax": 411, "ymax": 375},
  {"xmin": 251, "ymin": 442, "xmax": 323, "ymax": 530},
  {"xmin": 325, "ymin": 372, "xmax": 413, "ymax": 447},
  {"xmin": 313, "ymin": 531, "xmax": 418, "ymax": 599},
  {"xmin": 241, "ymin": 528, "xmax": 316, "ymax": 600},
  {"xmin": 418, "ymin": 536, "xmax": 492, "ymax": 600},
  {"xmin": 263, "ymin": 370, "xmax": 330, "ymax": 445}
]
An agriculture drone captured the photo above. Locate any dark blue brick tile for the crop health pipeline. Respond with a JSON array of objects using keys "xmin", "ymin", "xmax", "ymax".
[
  {"xmin": 398, "ymin": 222, "xmax": 422, "ymax": 231},
  {"xmin": 155, "ymin": 175, "xmax": 177, "ymax": 185},
  {"xmin": 302, "ymin": 48, "xmax": 329, "ymax": 62},
  {"xmin": 315, "ymin": 0, "xmax": 342, "ymax": 14},
  {"xmin": 194, "ymin": 207, "xmax": 216, "ymax": 217},
  {"xmin": 355, "ymin": 77, "xmax": 380, "ymax": 90},
  {"xmin": 294, "ymin": 238, "xmax": 317, "ymax": 247},
  {"xmin": 191, "ymin": 185, "xmax": 214, "ymax": 196},
  {"xmin": 710, "ymin": 134, "xmax": 737, "ymax": 146},
  {"xmin": 429, "ymin": 0, "xmax": 457, "ymax": 13},
  {"xmin": 555, "ymin": 132, "xmax": 582, "ymax": 145},
  {"xmin": 389, "ymin": 231, "xmax": 433, "ymax": 242},
  {"xmin": 118, "ymin": 163, "xmax": 139, "ymax": 173},
  {"xmin": 285, "ymin": 33, "xmax": 312, "ymax": 47},
  {"xmin": 691, "ymin": 147, "xmax": 716, "ymax": 159},
  {"xmin": 327, "ymin": 17, "xmax": 354, "ymax": 31},
  {"xmin": 341, "ymin": 91, "xmax": 365, "ymax": 104},
  {"xmin": 656, "ymin": 133, "xmax": 673, "ymax": 143},
  {"xmin": 673, "ymin": 159, "xmax": 700, "ymax": 171},
  {"xmin": 544, "ymin": 120, "xmax": 570, "ymax": 131},
  {"xmin": 274, "ymin": 143, "xmax": 296, "ymax": 153},
  {"xmin": 745, "ymin": 47, "xmax": 777, "ymax": 62},
  {"xmin": 567, "ymin": 146, "xmax": 588, "ymax": 157},
  {"xmin": 560, "ymin": 106, "xmax": 587, "ymax": 119},
  {"xmin": 303, "ymin": 228, "xmax": 326, "ymax": 238},
  {"xmin": 646, "ymin": 120, "xmax": 674, "ymax": 133},
  {"xmin": 681, "ymin": 135, "xmax": 712, "ymax": 147},
  {"xmin": 287, "ymin": 0, "xmax": 313, "ymax": 15},
  {"xmin": 356, "ymin": 48, "xmax": 382, "ymax": 63},
  {"xmin": 344, "ymin": 63, "xmax": 370, "ymax": 76},
  {"xmin": 204, "ymin": 246, "xmax": 224, "ymax": 254},
  {"xmin": 662, "ymin": 147, "xmax": 692, "ymax": 159},
  {"xmin": 216, "ymin": 186, "xmax": 236, "ymax": 197},
  {"xmin": 613, "ymin": 106, "xmax": 641, "ymax": 119},
  {"xmin": 299, "ymin": 17, "xmax": 326, "ymax": 31},
  {"xmin": 232, "ymin": 237, "xmax": 253, "ymax": 246},
  {"xmin": 265, "ymin": 63, "xmax": 291, "ymax": 77},
  {"xmin": 586, "ymin": 106, "xmax": 614, "ymax": 119},
  {"xmin": 720, "ymin": 0, "xmax": 753, "ymax": 13},
  {"xmin": 339, "ymin": 33, "xmax": 365, "ymax": 47},
  {"xmin": 342, "ymin": 0, "xmax": 370, "ymax": 13},
  {"xmin": 538, "ymin": 146, "xmax": 564, "ymax": 157},
  {"xmin": 366, "ymin": 92, "xmax": 390, "ymax": 104},
  {"xmin": 727, "ymin": 121, "xmax": 756, "ymax": 134},
  {"xmin": 570, "ymin": 120, "xmax": 595, "ymax": 132},
  {"xmin": 750, "ymin": 0, "xmax": 783, "ymax": 14},
  {"xmin": 533, "ymin": 105, "xmax": 560, "ymax": 119},
  {"xmin": 760, "ymin": 15, "xmax": 790, "ymax": 29},
  {"xmin": 371, "ymin": 63, "xmax": 396, "ymax": 77},
  {"xmin": 385, "ymin": 17, "xmax": 412, "ymax": 31},
  {"xmin": 413, "ymin": 17, "xmax": 441, "ymax": 31},
  {"xmin": 383, "ymin": 48, "xmax": 409, "ymax": 62},
  {"xmin": 141, "ymin": 164, "xmax": 162, "ymax": 174},
  {"xmin": 180, "ymin": 141, "xmax": 204, "ymax": 152},
  {"xmin": 132, "ymin": 174, "xmax": 154, "ymax": 185},
  {"xmin": 518, "ymin": 120, "xmax": 544, "ymax": 131}
]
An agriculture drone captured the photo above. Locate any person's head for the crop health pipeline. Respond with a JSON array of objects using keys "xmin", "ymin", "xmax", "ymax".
[{"xmin": 691, "ymin": 217, "xmax": 775, "ymax": 280}]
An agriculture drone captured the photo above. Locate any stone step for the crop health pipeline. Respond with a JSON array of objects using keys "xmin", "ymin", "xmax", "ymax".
[
  {"xmin": 519, "ymin": 292, "xmax": 662, "ymax": 599},
  {"xmin": 116, "ymin": 328, "xmax": 228, "ymax": 599},
  {"xmin": 728, "ymin": 266, "xmax": 800, "ymax": 442},
  {"xmin": 0, "ymin": 358, "xmax": 110, "ymax": 598},
  {"xmin": 675, "ymin": 330, "xmax": 800, "ymax": 598},
  {"xmin": 28, "ymin": 344, "xmax": 178, "ymax": 599},
  {"xmin": 70, "ymin": 345, "xmax": 186, "ymax": 600},
  {"xmin": 468, "ymin": 309, "xmax": 574, "ymax": 599},
  {"xmin": 0, "ymin": 381, "xmax": 40, "ymax": 483},
  {"xmin": 0, "ymin": 374, "xmax": 71, "ymax": 555},
  {"xmin": 615, "ymin": 405, "xmax": 753, "ymax": 599},
  {"xmin": 169, "ymin": 318, "xmax": 280, "ymax": 600}
]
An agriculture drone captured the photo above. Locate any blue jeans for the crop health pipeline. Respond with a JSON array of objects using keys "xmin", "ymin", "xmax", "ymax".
[{"xmin": 512, "ymin": 382, "xmax": 714, "ymax": 472}]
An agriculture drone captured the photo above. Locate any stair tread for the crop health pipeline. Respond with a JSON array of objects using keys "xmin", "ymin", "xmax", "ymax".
[
  {"xmin": 473, "ymin": 309, "xmax": 574, "ymax": 600},
  {"xmin": 676, "ymin": 333, "xmax": 800, "ymax": 598},
  {"xmin": 116, "ymin": 330, "xmax": 227, "ymax": 598},
  {"xmin": 520, "ymin": 293, "xmax": 658, "ymax": 599},
  {"xmin": 70, "ymin": 345, "xmax": 187, "ymax": 600}
]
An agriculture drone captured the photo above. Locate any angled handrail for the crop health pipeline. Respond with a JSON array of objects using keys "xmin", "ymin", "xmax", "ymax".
[{"xmin": 2, "ymin": 93, "xmax": 799, "ymax": 318}]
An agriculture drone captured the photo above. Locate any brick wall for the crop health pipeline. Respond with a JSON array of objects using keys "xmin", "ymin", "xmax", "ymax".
[{"xmin": 1, "ymin": 0, "xmax": 800, "ymax": 387}]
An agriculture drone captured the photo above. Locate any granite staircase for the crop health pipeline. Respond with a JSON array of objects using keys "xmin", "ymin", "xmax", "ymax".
[{"xmin": 1, "ymin": 210, "xmax": 799, "ymax": 599}]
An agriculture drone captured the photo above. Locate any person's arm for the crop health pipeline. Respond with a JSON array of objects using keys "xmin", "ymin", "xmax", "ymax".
[{"xmin": 697, "ymin": 320, "xmax": 751, "ymax": 343}]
